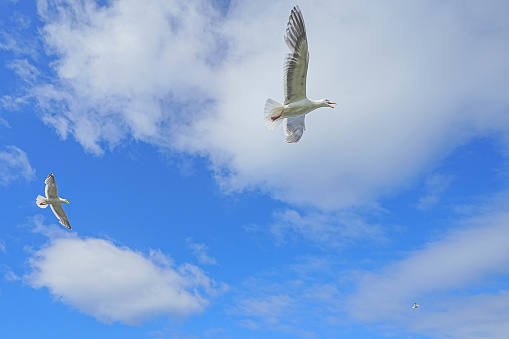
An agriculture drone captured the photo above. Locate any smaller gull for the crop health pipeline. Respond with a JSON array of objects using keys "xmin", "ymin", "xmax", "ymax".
[
  {"xmin": 412, "ymin": 302, "xmax": 420, "ymax": 309},
  {"xmin": 264, "ymin": 6, "xmax": 336, "ymax": 143},
  {"xmin": 36, "ymin": 173, "xmax": 71, "ymax": 229}
]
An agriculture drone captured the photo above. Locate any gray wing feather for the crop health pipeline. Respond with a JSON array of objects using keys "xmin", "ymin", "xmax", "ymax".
[
  {"xmin": 284, "ymin": 6, "xmax": 309, "ymax": 105},
  {"xmin": 51, "ymin": 204, "xmax": 71, "ymax": 229},
  {"xmin": 44, "ymin": 173, "xmax": 58, "ymax": 198},
  {"xmin": 284, "ymin": 116, "xmax": 306, "ymax": 143}
]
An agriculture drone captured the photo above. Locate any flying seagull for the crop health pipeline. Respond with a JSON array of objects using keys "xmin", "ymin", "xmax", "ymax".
[
  {"xmin": 412, "ymin": 302, "xmax": 420, "ymax": 309},
  {"xmin": 264, "ymin": 6, "xmax": 336, "ymax": 143},
  {"xmin": 36, "ymin": 173, "xmax": 71, "ymax": 229}
]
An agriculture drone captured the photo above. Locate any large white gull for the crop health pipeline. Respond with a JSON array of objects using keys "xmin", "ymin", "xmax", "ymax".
[
  {"xmin": 36, "ymin": 173, "xmax": 71, "ymax": 229},
  {"xmin": 264, "ymin": 6, "xmax": 336, "ymax": 143}
]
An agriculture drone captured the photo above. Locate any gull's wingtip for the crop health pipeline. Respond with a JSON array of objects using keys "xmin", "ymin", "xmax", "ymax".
[
  {"xmin": 45, "ymin": 172, "xmax": 55, "ymax": 184},
  {"xmin": 61, "ymin": 220, "xmax": 72, "ymax": 230}
]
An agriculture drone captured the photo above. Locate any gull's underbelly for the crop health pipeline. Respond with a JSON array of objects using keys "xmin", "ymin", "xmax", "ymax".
[
  {"xmin": 46, "ymin": 198, "xmax": 63, "ymax": 204},
  {"xmin": 284, "ymin": 100, "xmax": 315, "ymax": 117}
]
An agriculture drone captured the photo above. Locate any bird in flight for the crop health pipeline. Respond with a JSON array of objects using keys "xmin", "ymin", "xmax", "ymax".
[
  {"xmin": 412, "ymin": 302, "xmax": 420, "ymax": 309},
  {"xmin": 264, "ymin": 6, "xmax": 336, "ymax": 143},
  {"xmin": 36, "ymin": 173, "xmax": 71, "ymax": 229}
]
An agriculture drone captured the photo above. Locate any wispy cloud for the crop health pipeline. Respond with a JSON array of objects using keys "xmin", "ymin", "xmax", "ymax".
[
  {"xmin": 234, "ymin": 294, "xmax": 294, "ymax": 329},
  {"xmin": 187, "ymin": 238, "xmax": 219, "ymax": 266},
  {"xmin": 269, "ymin": 208, "xmax": 385, "ymax": 249},
  {"xmin": 345, "ymin": 209, "xmax": 509, "ymax": 338},
  {"xmin": 0, "ymin": 145, "xmax": 36, "ymax": 186},
  {"xmin": 6, "ymin": 58, "xmax": 40, "ymax": 84},
  {"xmin": 0, "ymin": 11, "xmax": 37, "ymax": 56},
  {"xmin": 415, "ymin": 173, "xmax": 454, "ymax": 210},
  {"xmin": 232, "ymin": 202, "xmax": 509, "ymax": 338},
  {"xmin": 229, "ymin": 274, "xmax": 342, "ymax": 337},
  {"xmin": 24, "ymin": 220, "xmax": 227, "ymax": 325}
]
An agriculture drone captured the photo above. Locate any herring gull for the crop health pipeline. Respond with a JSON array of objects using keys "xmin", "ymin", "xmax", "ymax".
[
  {"xmin": 36, "ymin": 173, "xmax": 71, "ymax": 229},
  {"xmin": 264, "ymin": 6, "xmax": 336, "ymax": 143}
]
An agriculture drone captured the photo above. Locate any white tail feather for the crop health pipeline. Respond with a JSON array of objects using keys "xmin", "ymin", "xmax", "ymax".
[
  {"xmin": 264, "ymin": 99, "xmax": 284, "ymax": 130},
  {"xmin": 36, "ymin": 195, "xmax": 49, "ymax": 208}
]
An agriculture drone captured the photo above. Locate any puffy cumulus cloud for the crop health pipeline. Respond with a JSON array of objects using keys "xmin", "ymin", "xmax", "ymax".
[
  {"xmin": 345, "ymin": 209, "xmax": 509, "ymax": 337},
  {"xmin": 33, "ymin": 0, "xmax": 222, "ymax": 154},
  {"xmin": 29, "ymin": 0, "xmax": 509, "ymax": 208},
  {"xmin": 184, "ymin": 0, "xmax": 509, "ymax": 210},
  {"xmin": 25, "ymin": 234, "xmax": 227, "ymax": 325},
  {"xmin": 0, "ymin": 145, "xmax": 36, "ymax": 186}
]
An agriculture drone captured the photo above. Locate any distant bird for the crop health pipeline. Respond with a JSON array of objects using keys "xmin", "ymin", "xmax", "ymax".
[
  {"xmin": 36, "ymin": 173, "xmax": 71, "ymax": 229},
  {"xmin": 264, "ymin": 6, "xmax": 336, "ymax": 143},
  {"xmin": 412, "ymin": 302, "xmax": 420, "ymax": 309}
]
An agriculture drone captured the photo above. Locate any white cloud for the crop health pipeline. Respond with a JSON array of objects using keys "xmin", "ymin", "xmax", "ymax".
[
  {"xmin": 0, "ymin": 145, "xmax": 36, "ymax": 186},
  {"xmin": 25, "ymin": 231, "xmax": 226, "ymax": 325},
  {"xmin": 345, "ymin": 209, "xmax": 509, "ymax": 338},
  {"xmin": 25, "ymin": 0, "xmax": 509, "ymax": 209},
  {"xmin": 177, "ymin": 1, "xmax": 509, "ymax": 210},
  {"xmin": 32, "ymin": 0, "xmax": 221, "ymax": 154}
]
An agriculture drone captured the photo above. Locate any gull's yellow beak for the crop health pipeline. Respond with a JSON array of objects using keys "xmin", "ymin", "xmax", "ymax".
[
  {"xmin": 328, "ymin": 102, "xmax": 337, "ymax": 108},
  {"xmin": 66, "ymin": 201, "xmax": 70, "ymax": 204}
]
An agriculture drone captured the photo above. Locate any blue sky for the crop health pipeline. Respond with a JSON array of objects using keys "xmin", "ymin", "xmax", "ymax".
[{"xmin": 1, "ymin": 0, "xmax": 509, "ymax": 338}]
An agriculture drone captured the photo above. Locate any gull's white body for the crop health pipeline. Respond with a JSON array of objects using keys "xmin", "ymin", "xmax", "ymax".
[
  {"xmin": 412, "ymin": 303, "xmax": 420, "ymax": 309},
  {"xmin": 285, "ymin": 99, "xmax": 329, "ymax": 117},
  {"xmin": 36, "ymin": 173, "xmax": 71, "ymax": 229},
  {"xmin": 264, "ymin": 6, "xmax": 336, "ymax": 143}
]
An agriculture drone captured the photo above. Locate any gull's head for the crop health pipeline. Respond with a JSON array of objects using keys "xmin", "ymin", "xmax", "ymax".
[
  {"xmin": 64, "ymin": 199, "xmax": 70, "ymax": 204},
  {"xmin": 324, "ymin": 99, "xmax": 336, "ymax": 108}
]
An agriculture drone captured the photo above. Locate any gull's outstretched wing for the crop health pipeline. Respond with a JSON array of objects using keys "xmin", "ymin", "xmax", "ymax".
[
  {"xmin": 284, "ymin": 115, "xmax": 306, "ymax": 143},
  {"xmin": 284, "ymin": 6, "xmax": 309, "ymax": 105},
  {"xmin": 50, "ymin": 204, "xmax": 71, "ymax": 229},
  {"xmin": 44, "ymin": 173, "xmax": 58, "ymax": 199}
]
